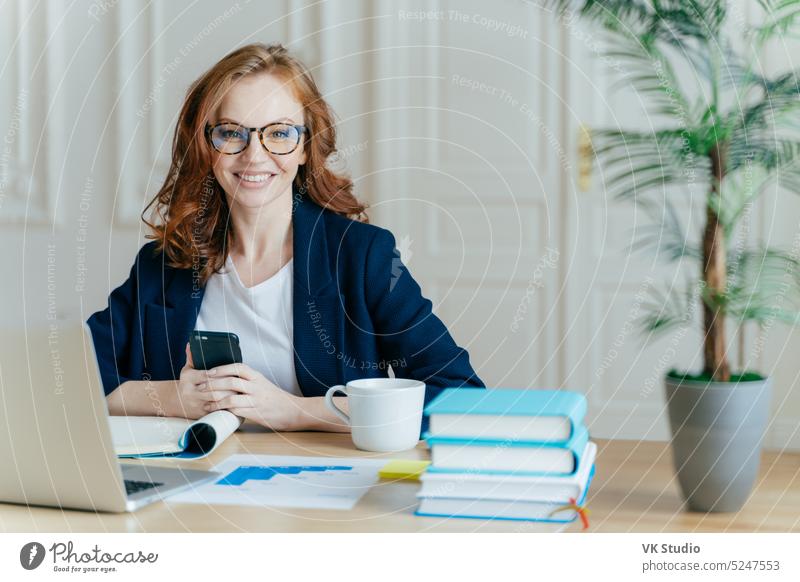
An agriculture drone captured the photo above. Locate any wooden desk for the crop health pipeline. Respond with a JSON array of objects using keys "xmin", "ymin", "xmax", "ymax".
[
  {"xmin": 586, "ymin": 439, "xmax": 800, "ymax": 533},
  {"xmin": 0, "ymin": 426, "xmax": 564, "ymax": 533},
  {"xmin": 1, "ymin": 431, "xmax": 798, "ymax": 532}
]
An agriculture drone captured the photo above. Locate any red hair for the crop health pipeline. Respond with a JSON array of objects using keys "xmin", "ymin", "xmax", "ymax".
[{"xmin": 142, "ymin": 43, "xmax": 367, "ymax": 284}]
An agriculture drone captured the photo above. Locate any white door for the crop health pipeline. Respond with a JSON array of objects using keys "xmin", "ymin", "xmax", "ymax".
[{"xmin": 368, "ymin": 0, "xmax": 564, "ymax": 390}]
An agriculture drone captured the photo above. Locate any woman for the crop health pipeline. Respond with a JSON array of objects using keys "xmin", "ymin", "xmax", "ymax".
[{"xmin": 88, "ymin": 43, "xmax": 483, "ymax": 434}]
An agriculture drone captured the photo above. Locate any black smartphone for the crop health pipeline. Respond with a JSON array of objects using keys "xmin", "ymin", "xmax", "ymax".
[{"xmin": 189, "ymin": 330, "xmax": 243, "ymax": 370}]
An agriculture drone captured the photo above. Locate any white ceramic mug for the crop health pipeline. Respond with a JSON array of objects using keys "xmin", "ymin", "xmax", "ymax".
[{"xmin": 324, "ymin": 378, "xmax": 426, "ymax": 452}]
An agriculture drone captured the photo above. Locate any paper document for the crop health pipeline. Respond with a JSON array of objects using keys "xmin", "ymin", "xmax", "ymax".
[{"xmin": 168, "ymin": 454, "xmax": 387, "ymax": 510}]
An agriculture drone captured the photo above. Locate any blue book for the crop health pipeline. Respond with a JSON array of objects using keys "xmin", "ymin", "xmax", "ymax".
[
  {"xmin": 419, "ymin": 442, "xmax": 597, "ymax": 502},
  {"xmin": 424, "ymin": 388, "xmax": 587, "ymax": 444},
  {"xmin": 415, "ymin": 464, "xmax": 595, "ymax": 523},
  {"xmin": 426, "ymin": 424, "xmax": 589, "ymax": 476}
]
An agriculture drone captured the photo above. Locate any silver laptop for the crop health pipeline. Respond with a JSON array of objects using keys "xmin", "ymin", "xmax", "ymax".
[{"xmin": 0, "ymin": 323, "xmax": 218, "ymax": 512}]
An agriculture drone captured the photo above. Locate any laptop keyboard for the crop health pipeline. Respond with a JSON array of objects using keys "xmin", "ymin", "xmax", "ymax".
[{"xmin": 124, "ymin": 479, "xmax": 164, "ymax": 496}]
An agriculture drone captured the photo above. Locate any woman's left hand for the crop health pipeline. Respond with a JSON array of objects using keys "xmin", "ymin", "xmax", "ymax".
[{"xmin": 199, "ymin": 363, "xmax": 301, "ymax": 431}]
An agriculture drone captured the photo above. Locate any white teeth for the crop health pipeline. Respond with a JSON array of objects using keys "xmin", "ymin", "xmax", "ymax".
[{"xmin": 237, "ymin": 173, "xmax": 275, "ymax": 183}]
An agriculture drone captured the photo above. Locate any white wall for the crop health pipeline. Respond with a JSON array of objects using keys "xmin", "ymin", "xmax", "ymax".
[{"xmin": 1, "ymin": 0, "xmax": 798, "ymax": 450}]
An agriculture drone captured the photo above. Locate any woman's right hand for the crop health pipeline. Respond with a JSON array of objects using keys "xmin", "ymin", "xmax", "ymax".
[{"xmin": 171, "ymin": 343, "xmax": 237, "ymax": 419}]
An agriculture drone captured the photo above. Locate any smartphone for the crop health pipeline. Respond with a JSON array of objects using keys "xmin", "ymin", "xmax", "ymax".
[{"xmin": 189, "ymin": 330, "xmax": 243, "ymax": 371}]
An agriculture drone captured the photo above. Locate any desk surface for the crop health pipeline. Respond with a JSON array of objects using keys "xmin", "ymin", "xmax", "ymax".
[{"xmin": 2, "ymin": 429, "xmax": 798, "ymax": 533}]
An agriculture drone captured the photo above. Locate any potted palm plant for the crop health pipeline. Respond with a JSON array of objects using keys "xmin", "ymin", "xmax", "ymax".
[{"xmin": 549, "ymin": 0, "xmax": 800, "ymax": 511}]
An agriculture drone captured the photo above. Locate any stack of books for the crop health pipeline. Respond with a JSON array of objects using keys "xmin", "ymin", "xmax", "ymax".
[{"xmin": 415, "ymin": 388, "xmax": 596, "ymax": 524}]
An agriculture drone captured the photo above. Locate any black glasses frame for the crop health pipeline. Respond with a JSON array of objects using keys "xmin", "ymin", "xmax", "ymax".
[{"xmin": 205, "ymin": 122, "xmax": 308, "ymax": 155}]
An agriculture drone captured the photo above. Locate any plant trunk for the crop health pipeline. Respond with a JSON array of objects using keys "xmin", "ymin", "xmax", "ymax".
[{"xmin": 703, "ymin": 144, "xmax": 731, "ymax": 381}]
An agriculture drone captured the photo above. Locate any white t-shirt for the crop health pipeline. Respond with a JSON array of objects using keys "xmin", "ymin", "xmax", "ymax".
[{"xmin": 194, "ymin": 255, "xmax": 301, "ymax": 396}]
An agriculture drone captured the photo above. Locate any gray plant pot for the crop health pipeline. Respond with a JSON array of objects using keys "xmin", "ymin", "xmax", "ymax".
[{"xmin": 664, "ymin": 373, "xmax": 772, "ymax": 513}]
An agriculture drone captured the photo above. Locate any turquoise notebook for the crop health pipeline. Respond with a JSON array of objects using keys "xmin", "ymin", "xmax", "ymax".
[
  {"xmin": 423, "ymin": 388, "xmax": 587, "ymax": 444},
  {"xmin": 425, "ymin": 425, "xmax": 590, "ymax": 477}
]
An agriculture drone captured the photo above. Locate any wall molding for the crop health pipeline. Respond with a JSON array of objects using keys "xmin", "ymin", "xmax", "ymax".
[
  {"xmin": 113, "ymin": 0, "xmax": 159, "ymax": 226},
  {"xmin": 1, "ymin": 1, "xmax": 63, "ymax": 225}
]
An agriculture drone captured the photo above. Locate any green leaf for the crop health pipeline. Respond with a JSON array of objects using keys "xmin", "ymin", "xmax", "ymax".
[
  {"xmin": 630, "ymin": 199, "xmax": 704, "ymax": 262},
  {"xmin": 727, "ymin": 137, "xmax": 800, "ymax": 172},
  {"xmin": 601, "ymin": 33, "xmax": 696, "ymax": 121},
  {"xmin": 751, "ymin": 0, "xmax": 800, "ymax": 45},
  {"xmin": 725, "ymin": 245, "xmax": 800, "ymax": 324},
  {"xmin": 714, "ymin": 165, "xmax": 770, "ymax": 233},
  {"xmin": 639, "ymin": 281, "xmax": 702, "ymax": 337}
]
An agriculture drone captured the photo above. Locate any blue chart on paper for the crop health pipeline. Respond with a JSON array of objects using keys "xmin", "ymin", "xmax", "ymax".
[
  {"xmin": 217, "ymin": 465, "xmax": 354, "ymax": 486},
  {"xmin": 167, "ymin": 455, "xmax": 385, "ymax": 510}
]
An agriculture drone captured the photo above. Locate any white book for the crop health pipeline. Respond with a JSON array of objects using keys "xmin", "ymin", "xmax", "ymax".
[
  {"xmin": 427, "ymin": 425, "xmax": 588, "ymax": 475},
  {"xmin": 109, "ymin": 411, "xmax": 241, "ymax": 459},
  {"xmin": 419, "ymin": 442, "xmax": 596, "ymax": 502},
  {"xmin": 429, "ymin": 414, "xmax": 573, "ymax": 442},
  {"xmin": 417, "ymin": 442, "xmax": 596, "ymax": 522},
  {"xmin": 430, "ymin": 443, "xmax": 572, "ymax": 474}
]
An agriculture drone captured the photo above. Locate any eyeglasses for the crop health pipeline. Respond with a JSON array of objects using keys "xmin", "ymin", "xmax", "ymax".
[{"xmin": 205, "ymin": 121, "xmax": 308, "ymax": 155}]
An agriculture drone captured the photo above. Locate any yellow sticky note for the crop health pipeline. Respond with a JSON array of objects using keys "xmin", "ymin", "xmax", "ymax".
[{"xmin": 379, "ymin": 459, "xmax": 431, "ymax": 481}]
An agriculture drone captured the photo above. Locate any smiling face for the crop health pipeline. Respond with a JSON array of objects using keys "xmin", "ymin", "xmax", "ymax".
[{"xmin": 209, "ymin": 72, "xmax": 307, "ymax": 210}]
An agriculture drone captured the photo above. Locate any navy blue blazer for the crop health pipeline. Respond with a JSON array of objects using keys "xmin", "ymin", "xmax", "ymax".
[{"xmin": 87, "ymin": 189, "xmax": 484, "ymax": 433}]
